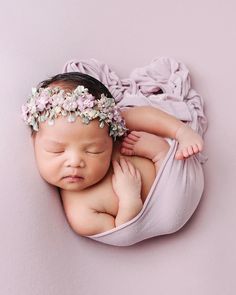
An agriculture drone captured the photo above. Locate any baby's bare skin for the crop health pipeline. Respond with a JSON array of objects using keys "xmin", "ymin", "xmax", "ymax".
[
  {"xmin": 121, "ymin": 125, "xmax": 203, "ymax": 161},
  {"xmin": 112, "ymin": 132, "xmax": 171, "ymax": 226},
  {"xmin": 121, "ymin": 107, "xmax": 203, "ymax": 160},
  {"xmin": 61, "ymin": 134, "xmax": 170, "ymax": 235},
  {"xmin": 31, "ymin": 81, "xmax": 204, "ymax": 237},
  {"xmin": 121, "ymin": 131, "xmax": 170, "ymax": 172},
  {"xmin": 175, "ymin": 124, "xmax": 203, "ymax": 160},
  {"xmin": 111, "ymin": 158, "xmax": 143, "ymax": 227},
  {"xmin": 60, "ymin": 146, "xmax": 157, "ymax": 235}
]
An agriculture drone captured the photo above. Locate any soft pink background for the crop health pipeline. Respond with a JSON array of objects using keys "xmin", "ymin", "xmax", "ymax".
[{"xmin": 0, "ymin": 0, "xmax": 235, "ymax": 294}]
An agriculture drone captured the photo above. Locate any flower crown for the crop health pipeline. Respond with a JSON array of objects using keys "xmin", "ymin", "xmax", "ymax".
[{"xmin": 21, "ymin": 85, "xmax": 128, "ymax": 140}]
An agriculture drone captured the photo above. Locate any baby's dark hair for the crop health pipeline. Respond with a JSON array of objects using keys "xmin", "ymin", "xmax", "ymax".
[{"xmin": 37, "ymin": 72, "xmax": 113, "ymax": 99}]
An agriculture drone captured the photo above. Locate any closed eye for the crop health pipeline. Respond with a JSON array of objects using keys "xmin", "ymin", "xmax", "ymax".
[
  {"xmin": 46, "ymin": 150, "xmax": 64, "ymax": 154},
  {"xmin": 86, "ymin": 151, "xmax": 104, "ymax": 154},
  {"xmin": 45, "ymin": 149, "xmax": 104, "ymax": 154}
]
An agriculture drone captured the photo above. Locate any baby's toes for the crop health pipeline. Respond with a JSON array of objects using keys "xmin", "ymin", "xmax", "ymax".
[
  {"xmin": 128, "ymin": 131, "xmax": 140, "ymax": 141},
  {"xmin": 121, "ymin": 141, "xmax": 134, "ymax": 150},
  {"xmin": 121, "ymin": 140, "xmax": 136, "ymax": 156},
  {"xmin": 175, "ymin": 149, "xmax": 184, "ymax": 160},
  {"xmin": 192, "ymin": 144, "xmax": 199, "ymax": 154},
  {"xmin": 123, "ymin": 137, "xmax": 135, "ymax": 145},
  {"xmin": 197, "ymin": 142, "xmax": 203, "ymax": 152},
  {"xmin": 121, "ymin": 147, "xmax": 134, "ymax": 156},
  {"xmin": 187, "ymin": 146, "xmax": 194, "ymax": 156},
  {"xmin": 183, "ymin": 147, "xmax": 190, "ymax": 158}
]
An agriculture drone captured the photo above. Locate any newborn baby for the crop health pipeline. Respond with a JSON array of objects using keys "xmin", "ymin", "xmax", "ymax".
[{"xmin": 22, "ymin": 72, "xmax": 204, "ymax": 236}]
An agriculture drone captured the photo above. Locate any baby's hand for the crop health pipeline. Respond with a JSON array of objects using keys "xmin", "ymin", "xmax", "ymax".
[{"xmin": 112, "ymin": 158, "xmax": 142, "ymax": 206}]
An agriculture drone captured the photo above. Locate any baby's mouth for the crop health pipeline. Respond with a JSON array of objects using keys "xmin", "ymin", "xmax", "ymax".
[{"xmin": 63, "ymin": 175, "xmax": 84, "ymax": 183}]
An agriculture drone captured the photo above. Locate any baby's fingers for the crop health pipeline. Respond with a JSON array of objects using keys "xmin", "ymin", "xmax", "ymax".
[
  {"xmin": 135, "ymin": 167, "xmax": 141, "ymax": 181},
  {"xmin": 112, "ymin": 160, "xmax": 122, "ymax": 174},
  {"xmin": 124, "ymin": 159, "xmax": 137, "ymax": 176},
  {"xmin": 119, "ymin": 158, "xmax": 130, "ymax": 173},
  {"xmin": 120, "ymin": 158, "xmax": 141, "ymax": 181}
]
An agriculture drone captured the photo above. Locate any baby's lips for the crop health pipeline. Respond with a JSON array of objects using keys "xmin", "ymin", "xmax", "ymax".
[{"xmin": 63, "ymin": 174, "xmax": 84, "ymax": 179}]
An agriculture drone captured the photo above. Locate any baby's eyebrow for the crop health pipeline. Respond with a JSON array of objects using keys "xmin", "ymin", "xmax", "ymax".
[
  {"xmin": 43, "ymin": 139, "xmax": 104, "ymax": 146},
  {"xmin": 44, "ymin": 139, "xmax": 65, "ymax": 145}
]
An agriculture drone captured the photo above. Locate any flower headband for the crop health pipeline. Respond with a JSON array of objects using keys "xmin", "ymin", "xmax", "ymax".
[{"xmin": 21, "ymin": 85, "xmax": 128, "ymax": 140}]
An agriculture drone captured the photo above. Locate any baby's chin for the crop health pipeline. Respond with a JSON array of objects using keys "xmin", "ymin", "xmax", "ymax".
[{"xmin": 56, "ymin": 182, "xmax": 87, "ymax": 192}]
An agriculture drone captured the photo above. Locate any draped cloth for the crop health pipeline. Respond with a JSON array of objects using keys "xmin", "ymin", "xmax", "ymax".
[{"xmin": 63, "ymin": 57, "xmax": 208, "ymax": 246}]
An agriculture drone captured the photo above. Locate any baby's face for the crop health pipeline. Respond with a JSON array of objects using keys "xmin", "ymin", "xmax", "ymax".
[{"xmin": 32, "ymin": 116, "xmax": 113, "ymax": 192}]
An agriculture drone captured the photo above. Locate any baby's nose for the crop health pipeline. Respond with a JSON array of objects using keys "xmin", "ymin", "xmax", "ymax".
[{"xmin": 67, "ymin": 153, "xmax": 85, "ymax": 168}]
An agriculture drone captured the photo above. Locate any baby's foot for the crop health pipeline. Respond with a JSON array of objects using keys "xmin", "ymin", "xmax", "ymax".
[
  {"xmin": 120, "ymin": 131, "xmax": 170, "ymax": 169},
  {"xmin": 175, "ymin": 124, "xmax": 204, "ymax": 160}
]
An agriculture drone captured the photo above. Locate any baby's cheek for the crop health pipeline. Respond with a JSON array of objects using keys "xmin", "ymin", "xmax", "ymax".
[
  {"xmin": 36, "ymin": 157, "xmax": 59, "ymax": 184},
  {"xmin": 91, "ymin": 158, "xmax": 109, "ymax": 179}
]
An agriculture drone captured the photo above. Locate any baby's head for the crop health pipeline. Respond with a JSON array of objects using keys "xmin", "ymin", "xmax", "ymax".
[{"xmin": 21, "ymin": 72, "xmax": 127, "ymax": 192}]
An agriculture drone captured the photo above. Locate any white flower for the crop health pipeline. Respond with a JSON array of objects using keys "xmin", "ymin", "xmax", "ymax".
[
  {"xmin": 74, "ymin": 85, "xmax": 88, "ymax": 96},
  {"xmin": 86, "ymin": 109, "xmax": 98, "ymax": 118},
  {"xmin": 67, "ymin": 114, "xmax": 76, "ymax": 122},
  {"xmin": 55, "ymin": 106, "xmax": 61, "ymax": 114},
  {"xmin": 31, "ymin": 88, "xmax": 37, "ymax": 95}
]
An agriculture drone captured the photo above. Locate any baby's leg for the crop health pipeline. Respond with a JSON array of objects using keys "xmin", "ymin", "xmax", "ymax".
[{"xmin": 121, "ymin": 131, "xmax": 170, "ymax": 172}]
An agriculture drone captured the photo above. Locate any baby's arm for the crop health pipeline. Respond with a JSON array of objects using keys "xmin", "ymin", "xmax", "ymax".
[
  {"xmin": 68, "ymin": 158, "xmax": 142, "ymax": 236},
  {"xmin": 112, "ymin": 158, "xmax": 143, "ymax": 227},
  {"xmin": 69, "ymin": 207, "xmax": 116, "ymax": 236},
  {"xmin": 121, "ymin": 106, "xmax": 203, "ymax": 160}
]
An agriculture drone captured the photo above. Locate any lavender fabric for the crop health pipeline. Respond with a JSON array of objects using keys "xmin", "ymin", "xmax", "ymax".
[{"xmin": 63, "ymin": 57, "xmax": 208, "ymax": 246}]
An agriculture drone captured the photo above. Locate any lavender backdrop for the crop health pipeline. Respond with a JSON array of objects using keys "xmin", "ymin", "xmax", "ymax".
[{"xmin": 0, "ymin": 0, "xmax": 235, "ymax": 294}]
